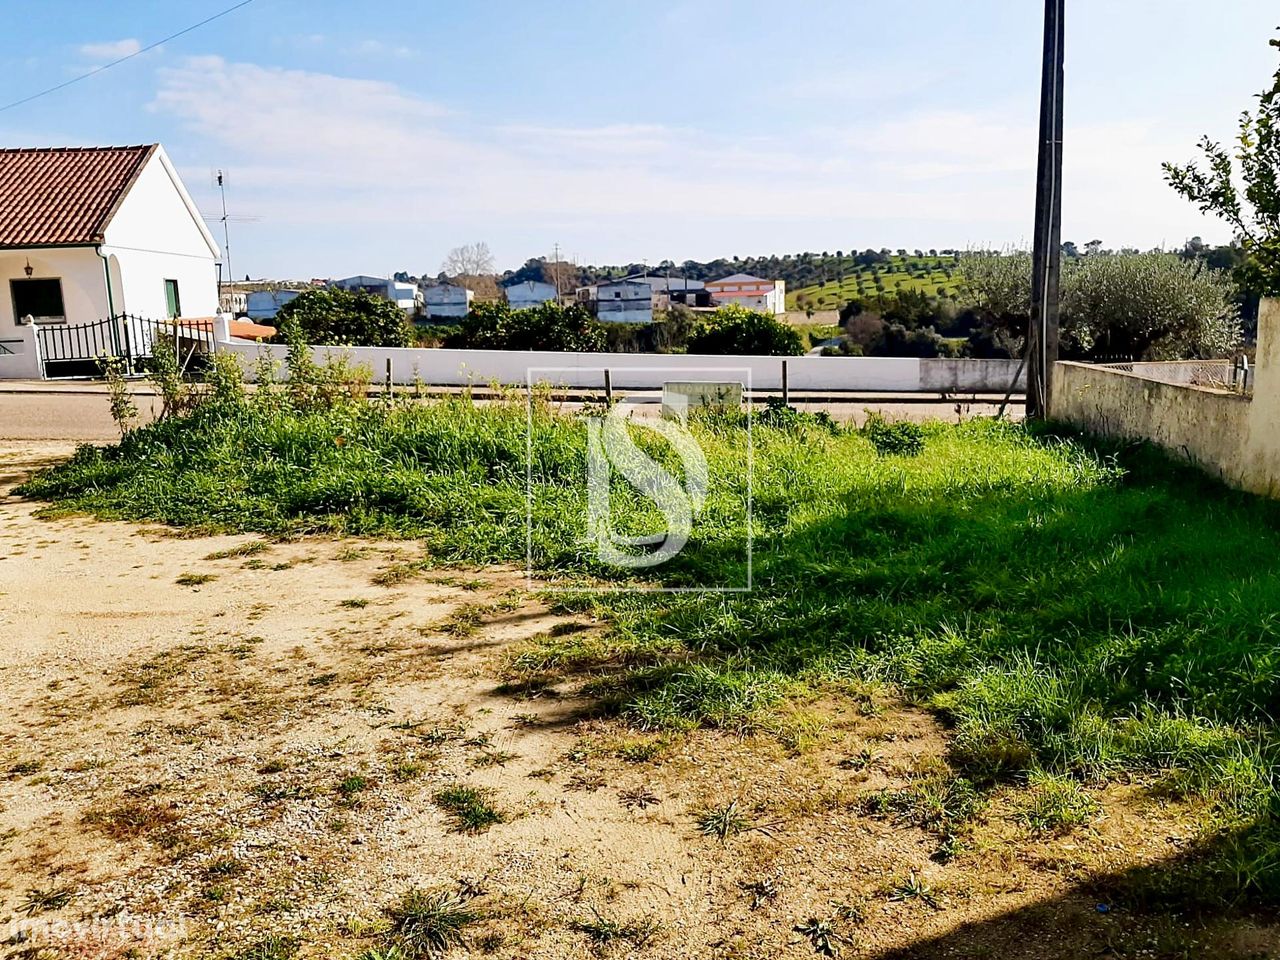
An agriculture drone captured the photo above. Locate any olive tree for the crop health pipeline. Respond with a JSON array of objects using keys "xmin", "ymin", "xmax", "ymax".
[
  {"xmin": 1062, "ymin": 254, "xmax": 1240, "ymax": 359},
  {"xmin": 958, "ymin": 251, "xmax": 1240, "ymax": 360},
  {"xmin": 1163, "ymin": 35, "xmax": 1280, "ymax": 295},
  {"xmin": 958, "ymin": 250, "xmax": 1033, "ymax": 319}
]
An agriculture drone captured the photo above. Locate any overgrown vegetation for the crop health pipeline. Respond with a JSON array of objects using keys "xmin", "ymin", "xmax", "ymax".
[
  {"xmin": 959, "ymin": 250, "xmax": 1242, "ymax": 360},
  {"xmin": 684, "ymin": 303, "xmax": 805, "ymax": 356},
  {"xmin": 276, "ymin": 287, "xmax": 414, "ymax": 348},
  {"xmin": 18, "ymin": 347, "xmax": 1280, "ymax": 904},
  {"xmin": 445, "ymin": 300, "xmax": 607, "ymax": 352}
]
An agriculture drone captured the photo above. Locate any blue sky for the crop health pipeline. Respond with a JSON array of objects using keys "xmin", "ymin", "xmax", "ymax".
[{"xmin": 2, "ymin": 0, "xmax": 1276, "ymax": 278}]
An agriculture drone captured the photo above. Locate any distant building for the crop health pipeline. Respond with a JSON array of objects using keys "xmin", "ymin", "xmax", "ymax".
[
  {"xmin": 422, "ymin": 282, "xmax": 474, "ymax": 319},
  {"xmin": 245, "ymin": 289, "xmax": 300, "ymax": 321},
  {"xmin": 580, "ymin": 279, "xmax": 655, "ymax": 324},
  {"xmin": 631, "ymin": 275, "xmax": 709, "ymax": 307},
  {"xmin": 705, "ymin": 273, "xmax": 786, "ymax": 315},
  {"xmin": 504, "ymin": 280, "xmax": 557, "ymax": 310},
  {"xmin": 329, "ymin": 275, "xmax": 420, "ymax": 314},
  {"xmin": 219, "ymin": 289, "xmax": 248, "ymax": 316}
]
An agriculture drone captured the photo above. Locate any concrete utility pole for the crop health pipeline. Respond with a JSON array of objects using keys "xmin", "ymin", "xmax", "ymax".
[{"xmin": 1027, "ymin": 0, "xmax": 1065, "ymax": 420}]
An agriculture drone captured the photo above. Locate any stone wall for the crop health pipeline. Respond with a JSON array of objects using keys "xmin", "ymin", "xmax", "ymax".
[{"xmin": 1050, "ymin": 299, "xmax": 1280, "ymax": 497}]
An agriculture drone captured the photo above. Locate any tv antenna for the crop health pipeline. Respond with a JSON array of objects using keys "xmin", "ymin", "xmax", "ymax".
[{"xmin": 205, "ymin": 169, "xmax": 262, "ymax": 289}]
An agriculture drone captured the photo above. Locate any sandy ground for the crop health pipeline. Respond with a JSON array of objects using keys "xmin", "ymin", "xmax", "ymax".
[{"xmin": 0, "ymin": 441, "xmax": 1269, "ymax": 960}]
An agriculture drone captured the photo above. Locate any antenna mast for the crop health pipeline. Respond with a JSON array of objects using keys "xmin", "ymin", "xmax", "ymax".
[{"xmin": 215, "ymin": 169, "xmax": 234, "ymax": 291}]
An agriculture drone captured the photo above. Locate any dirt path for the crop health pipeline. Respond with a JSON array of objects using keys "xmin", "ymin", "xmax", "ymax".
[{"xmin": 0, "ymin": 442, "xmax": 1268, "ymax": 959}]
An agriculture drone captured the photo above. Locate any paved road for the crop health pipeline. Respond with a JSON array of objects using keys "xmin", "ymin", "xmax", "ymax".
[{"xmin": 0, "ymin": 381, "xmax": 1022, "ymax": 442}]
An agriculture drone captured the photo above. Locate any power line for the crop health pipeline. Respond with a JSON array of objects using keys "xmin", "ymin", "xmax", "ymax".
[{"xmin": 0, "ymin": 0, "xmax": 257, "ymax": 115}]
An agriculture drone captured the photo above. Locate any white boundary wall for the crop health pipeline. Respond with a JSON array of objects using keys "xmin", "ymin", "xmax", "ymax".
[
  {"xmin": 0, "ymin": 324, "xmax": 42, "ymax": 379},
  {"xmin": 216, "ymin": 328, "xmax": 1026, "ymax": 394},
  {"xmin": 0, "ymin": 314, "xmax": 1029, "ymax": 392}
]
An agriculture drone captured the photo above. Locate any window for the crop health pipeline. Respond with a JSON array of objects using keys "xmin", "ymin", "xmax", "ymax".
[
  {"xmin": 11, "ymin": 278, "xmax": 65, "ymax": 324},
  {"xmin": 164, "ymin": 279, "xmax": 182, "ymax": 318}
]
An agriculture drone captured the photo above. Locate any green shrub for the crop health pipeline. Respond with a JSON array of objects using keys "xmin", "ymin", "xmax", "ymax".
[
  {"xmin": 686, "ymin": 304, "xmax": 804, "ymax": 356},
  {"xmin": 276, "ymin": 288, "xmax": 413, "ymax": 348},
  {"xmin": 447, "ymin": 300, "xmax": 606, "ymax": 352},
  {"xmin": 863, "ymin": 414, "xmax": 925, "ymax": 456}
]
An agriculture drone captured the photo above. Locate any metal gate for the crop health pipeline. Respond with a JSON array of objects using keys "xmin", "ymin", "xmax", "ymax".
[{"xmin": 36, "ymin": 314, "xmax": 217, "ymax": 379}]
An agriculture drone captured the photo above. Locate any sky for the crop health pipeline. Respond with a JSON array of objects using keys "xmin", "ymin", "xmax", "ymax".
[{"xmin": 1, "ymin": 0, "xmax": 1276, "ymax": 279}]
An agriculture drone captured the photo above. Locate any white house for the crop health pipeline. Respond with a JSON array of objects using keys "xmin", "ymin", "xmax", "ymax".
[
  {"xmin": 630, "ymin": 274, "xmax": 708, "ymax": 307},
  {"xmin": 422, "ymin": 282, "xmax": 474, "ymax": 319},
  {"xmin": 246, "ymin": 289, "xmax": 301, "ymax": 321},
  {"xmin": 0, "ymin": 145, "xmax": 220, "ymax": 338},
  {"xmin": 504, "ymin": 280, "xmax": 557, "ymax": 310},
  {"xmin": 705, "ymin": 273, "xmax": 787, "ymax": 315},
  {"xmin": 328, "ymin": 275, "xmax": 420, "ymax": 314},
  {"xmin": 586, "ymin": 279, "xmax": 655, "ymax": 324}
]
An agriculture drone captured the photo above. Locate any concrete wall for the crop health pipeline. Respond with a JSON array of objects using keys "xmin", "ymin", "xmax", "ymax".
[
  {"xmin": 505, "ymin": 281, "xmax": 557, "ymax": 309},
  {"xmin": 214, "ymin": 336, "xmax": 1032, "ymax": 394},
  {"xmin": 922, "ymin": 357, "xmax": 1025, "ymax": 393},
  {"xmin": 0, "ymin": 324, "xmax": 42, "ymax": 379},
  {"xmin": 423, "ymin": 285, "xmax": 473, "ymax": 318},
  {"xmin": 1049, "ymin": 298, "xmax": 1280, "ymax": 497}
]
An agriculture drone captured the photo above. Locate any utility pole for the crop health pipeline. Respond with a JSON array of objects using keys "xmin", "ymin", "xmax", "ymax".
[{"xmin": 1027, "ymin": 0, "xmax": 1065, "ymax": 420}]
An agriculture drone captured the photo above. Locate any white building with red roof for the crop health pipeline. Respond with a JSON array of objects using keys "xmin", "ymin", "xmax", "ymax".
[
  {"xmin": 705, "ymin": 273, "xmax": 787, "ymax": 315},
  {"xmin": 0, "ymin": 144, "xmax": 221, "ymax": 345}
]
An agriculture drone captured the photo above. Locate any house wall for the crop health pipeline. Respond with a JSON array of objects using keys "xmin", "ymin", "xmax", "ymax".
[
  {"xmin": 706, "ymin": 279, "xmax": 786, "ymax": 315},
  {"xmin": 246, "ymin": 290, "xmax": 301, "ymax": 320},
  {"xmin": 595, "ymin": 282, "xmax": 653, "ymax": 324},
  {"xmin": 506, "ymin": 282, "xmax": 557, "ymax": 309},
  {"xmin": 103, "ymin": 149, "xmax": 219, "ymax": 321},
  {"xmin": 0, "ymin": 247, "xmax": 110, "ymax": 333},
  {"xmin": 1049, "ymin": 299, "xmax": 1280, "ymax": 498},
  {"xmin": 423, "ymin": 286, "xmax": 473, "ymax": 318}
]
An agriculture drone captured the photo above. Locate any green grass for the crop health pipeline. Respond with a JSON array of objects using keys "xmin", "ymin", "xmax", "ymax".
[
  {"xmin": 230, "ymin": 936, "xmax": 298, "ymax": 960},
  {"xmin": 694, "ymin": 800, "xmax": 753, "ymax": 843},
  {"xmin": 432, "ymin": 784, "xmax": 506, "ymax": 833},
  {"xmin": 19, "ymin": 381, "xmax": 1280, "ymax": 902},
  {"xmin": 1016, "ymin": 770, "xmax": 1100, "ymax": 834},
  {"xmin": 383, "ymin": 887, "xmax": 482, "ymax": 958},
  {"xmin": 572, "ymin": 908, "xmax": 660, "ymax": 951}
]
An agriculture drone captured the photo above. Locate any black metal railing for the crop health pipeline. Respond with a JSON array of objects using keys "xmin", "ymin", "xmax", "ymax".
[{"xmin": 36, "ymin": 314, "xmax": 217, "ymax": 379}]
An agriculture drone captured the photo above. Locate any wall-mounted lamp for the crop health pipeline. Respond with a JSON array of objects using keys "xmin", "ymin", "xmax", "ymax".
[{"xmin": 23, "ymin": 258, "xmax": 33, "ymax": 277}]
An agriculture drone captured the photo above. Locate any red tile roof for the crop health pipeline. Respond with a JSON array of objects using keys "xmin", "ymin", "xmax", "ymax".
[{"xmin": 0, "ymin": 145, "xmax": 157, "ymax": 249}]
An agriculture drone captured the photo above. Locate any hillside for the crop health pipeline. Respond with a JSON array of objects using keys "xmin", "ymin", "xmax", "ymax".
[
  {"xmin": 788, "ymin": 253, "xmax": 963, "ymax": 313},
  {"xmin": 498, "ymin": 249, "xmax": 964, "ymax": 304}
]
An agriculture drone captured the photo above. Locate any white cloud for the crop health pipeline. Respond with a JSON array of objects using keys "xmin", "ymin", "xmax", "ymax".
[
  {"xmin": 349, "ymin": 39, "xmax": 417, "ymax": 59},
  {"xmin": 149, "ymin": 55, "xmax": 1230, "ymax": 272},
  {"xmin": 79, "ymin": 38, "xmax": 142, "ymax": 61}
]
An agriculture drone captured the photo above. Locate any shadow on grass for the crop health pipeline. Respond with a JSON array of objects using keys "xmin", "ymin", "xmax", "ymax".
[
  {"xmin": 531, "ymin": 428, "xmax": 1280, "ymax": 901},
  {"xmin": 19, "ymin": 404, "xmax": 1280, "ymax": 904},
  {"xmin": 871, "ymin": 823, "xmax": 1280, "ymax": 959}
]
